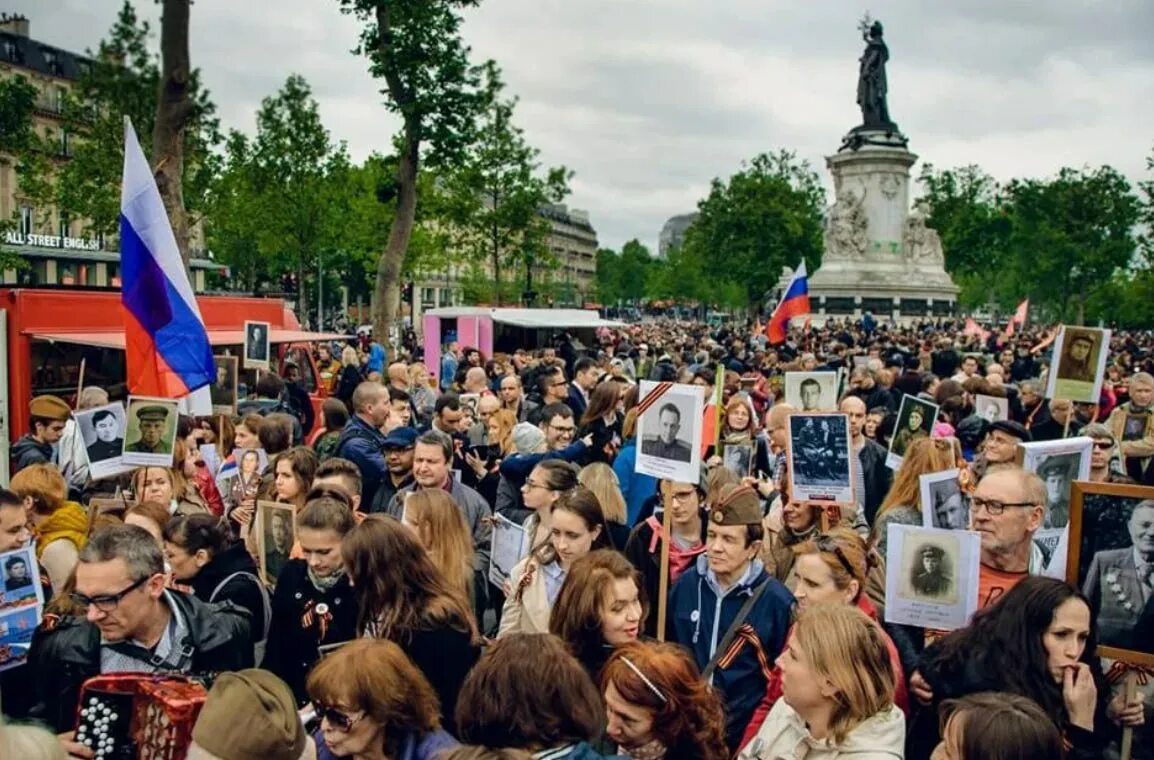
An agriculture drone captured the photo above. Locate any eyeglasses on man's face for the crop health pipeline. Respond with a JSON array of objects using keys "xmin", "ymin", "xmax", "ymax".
[
  {"xmin": 969, "ymin": 497, "xmax": 1038, "ymax": 516},
  {"xmin": 69, "ymin": 575, "xmax": 150, "ymax": 612}
]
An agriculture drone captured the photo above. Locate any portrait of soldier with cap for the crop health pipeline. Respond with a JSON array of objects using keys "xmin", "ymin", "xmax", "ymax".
[
  {"xmin": 1035, "ymin": 454, "xmax": 1077, "ymax": 529},
  {"xmin": 909, "ymin": 543, "xmax": 953, "ymax": 599},
  {"xmin": 244, "ymin": 320, "xmax": 271, "ymax": 370},
  {"xmin": 123, "ymin": 398, "xmax": 179, "ymax": 463}
]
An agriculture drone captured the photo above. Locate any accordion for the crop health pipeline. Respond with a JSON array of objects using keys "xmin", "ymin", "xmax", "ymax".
[{"xmin": 75, "ymin": 674, "xmax": 209, "ymax": 760}]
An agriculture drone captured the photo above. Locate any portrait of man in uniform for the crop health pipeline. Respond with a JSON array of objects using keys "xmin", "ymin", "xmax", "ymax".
[
  {"xmin": 910, "ymin": 544, "xmax": 952, "ymax": 599},
  {"xmin": 1082, "ymin": 499, "xmax": 1154, "ymax": 652},
  {"xmin": 122, "ymin": 398, "xmax": 179, "ymax": 466},
  {"xmin": 641, "ymin": 402, "xmax": 692, "ymax": 463},
  {"xmin": 126, "ymin": 406, "xmax": 172, "ymax": 454}
]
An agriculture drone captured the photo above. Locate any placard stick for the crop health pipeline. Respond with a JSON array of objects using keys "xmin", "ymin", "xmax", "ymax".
[
  {"xmin": 655, "ymin": 482, "xmax": 674, "ymax": 642},
  {"xmin": 713, "ymin": 362, "xmax": 724, "ymax": 449},
  {"xmin": 1120, "ymin": 671, "xmax": 1138, "ymax": 760},
  {"xmin": 1062, "ymin": 401, "xmax": 1072, "ymax": 439},
  {"xmin": 75, "ymin": 357, "xmax": 86, "ymax": 400}
]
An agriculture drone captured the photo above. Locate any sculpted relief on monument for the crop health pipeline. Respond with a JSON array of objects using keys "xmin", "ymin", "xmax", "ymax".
[
  {"xmin": 823, "ymin": 187, "xmax": 868, "ymax": 262},
  {"xmin": 902, "ymin": 202, "xmax": 945, "ymax": 266}
]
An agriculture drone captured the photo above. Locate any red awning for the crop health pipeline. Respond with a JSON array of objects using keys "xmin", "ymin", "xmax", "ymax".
[{"xmin": 27, "ymin": 329, "xmax": 350, "ymax": 349}]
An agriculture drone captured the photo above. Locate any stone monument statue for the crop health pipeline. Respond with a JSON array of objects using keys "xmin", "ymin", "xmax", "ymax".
[{"xmin": 804, "ymin": 17, "xmax": 959, "ymax": 323}]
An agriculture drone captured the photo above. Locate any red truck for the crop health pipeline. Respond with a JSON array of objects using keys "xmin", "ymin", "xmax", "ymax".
[{"xmin": 1, "ymin": 289, "xmax": 343, "ymax": 462}]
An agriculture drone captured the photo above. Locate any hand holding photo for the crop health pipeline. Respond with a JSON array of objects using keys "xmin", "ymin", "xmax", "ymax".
[
  {"xmin": 785, "ymin": 412, "xmax": 855, "ymax": 504},
  {"xmin": 722, "ymin": 442, "xmax": 754, "ymax": 478},
  {"xmin": 256, "ymin": 501, "xmax": 296, "ymax": 587}
]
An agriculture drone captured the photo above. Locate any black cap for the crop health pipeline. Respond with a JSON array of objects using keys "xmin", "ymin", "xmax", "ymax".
[{"xmin": 989, "ymin": 419, "xmax": 1032, "ymax": 443}]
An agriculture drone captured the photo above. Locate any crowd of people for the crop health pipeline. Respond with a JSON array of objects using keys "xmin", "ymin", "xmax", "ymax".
[{"xmin": 1, "ymin": 314, "xmax": 1153, "ymax": 759}]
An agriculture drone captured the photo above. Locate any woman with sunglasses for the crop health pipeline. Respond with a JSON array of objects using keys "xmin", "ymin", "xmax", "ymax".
[
  {"xmin": 498, "ymin": 486, "xmax": 609, "ymax": 638},
  {"xmin": 740, "ymin": 527, "xmax": 907, "ymax": 748},
  {"xmin": 342, "ymin": 515, "xmax": 480, "ymax": 731},
  {"xmin": 307, "ymin": 638, "xmax": 458, "ymax": 760},
  {"xmin": 601, "ymin": 640, "xmax": 729, "ymax": 760}
]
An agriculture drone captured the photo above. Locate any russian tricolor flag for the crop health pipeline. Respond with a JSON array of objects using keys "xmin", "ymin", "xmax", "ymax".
[
  {"xmin": 767, "ymin": 262, "xmax": 810, "ymax": 344},
  {"xmin": 120, "ymin": 119, "xmax": 214, "ymax": 398}
]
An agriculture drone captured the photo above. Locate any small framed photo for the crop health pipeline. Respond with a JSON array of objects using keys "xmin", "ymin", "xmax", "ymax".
[
  {"xmin": 973, "ymin": 394, "xmax": 1008, "ymax": 423},
  {"xmin": 635, "ymin": 381, "xmax": 704, "ymax": 483},
  {"xmin": 256, "ymin": 501, "xmax": 295, "ymax": 586},
  {"xmin": 75, "ymin": 402, "xmax": 131, "ymax": 480},
  {"xmin": 0, "ymin": 604, "xmax": 41, "ymax": 672},
  {"xmin": 1045, "ymin": 325, "xmax": 1110, "ymax": 404},
  {"xmin": 785, "ymin": 412, "xmax": 855, "ymax": 504},
  {"xmin": 783, "ymin": 371, "xmax": 838, "ymax": 412},
  {"xmin": 887, "ymin": 394, "xmax": 939, "ymax": 470},
  {"xmin": 459, "ymin": 393, "xmax": 481, "ymax": 419},
  {"xmin": 1069, "ymin": 481, "xmax": 1154, "ymax": 664},
  {"xmin": 121, "ymin": 396, "xmax": 180, "ymax": 467},
  {"xmin": 211, "ymin": 356, "xmax": 238, "ymax": 414},
  {"xmin": 0, "ymin": 544, "xmax": 46, "ymax": 612},
  {"xmin": 243, "ymin": 321, "xmax": 272, "ymax": 371},
  {"xmin": 1018, "ymin": 437, "xmax": 1092, "ymax": 531},
  {"xmin": 722, "ymin": 441, "xmax": 754, "ymax": 478},
  {"xmin": 920, "ymin": 469, "xmax": 967, "ymax": 530},
  {"xmin": 884, "ymin": 524, "xmax": 980, "ymax": 631}
]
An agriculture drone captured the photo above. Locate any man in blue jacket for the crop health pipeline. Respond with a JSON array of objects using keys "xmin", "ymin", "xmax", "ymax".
[
  {"xmin": 334, "ymin": 382, "xmax": 391, "ymax": 506},
  {"xmin": 666, "ymin": 483, "xmax": 794, "ymax": 752}
]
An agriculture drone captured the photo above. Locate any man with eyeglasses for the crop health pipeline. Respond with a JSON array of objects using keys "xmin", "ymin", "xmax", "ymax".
[
  {"xmin": 12, "ymin": 394, "xmax": 71, "ymax": 474},
  {"xmin": 30, "ymin": 524, "xmax": 252, "ymax": 737},
  {"xmin": 970, "ymin": 419, "xmax": 1031, "ymax": 482}
]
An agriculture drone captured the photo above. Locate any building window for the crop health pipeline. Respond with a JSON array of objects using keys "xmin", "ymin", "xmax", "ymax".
[
  {"xmin": 59, "ymin": 128, "xmax": 69, "ymax": 156},
  {"xmin": 19, "ymin": 205, "xmax": 32, "ymax": 235},
  {"xmin": 1, "ymin": 40, "xmax": 18, "ymax": 63},
  {"xmin": 59, "ymin": 212, "xmax": 70, "ymax": 238},
  {"xmin": 41, "ymin": 48, "xmax": 62, "ymax": 76},
  {"xmin": 439, "ymin": 288, "xmax": 454, "ymax": 306},
  {"xmin": 55, "ymin": 86, "xmax": 65, "ymax": 113},
  {"xmin": 421, "ymin": 287, "xmax": 436, "ymax": 308}
]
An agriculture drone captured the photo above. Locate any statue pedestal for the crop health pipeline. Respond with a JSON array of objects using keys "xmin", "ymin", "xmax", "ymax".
[{"xmin": 808, "ymin": 129, "xmax": 959, "ymax": 323}]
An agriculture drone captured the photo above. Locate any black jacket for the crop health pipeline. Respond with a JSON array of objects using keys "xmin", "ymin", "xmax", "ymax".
[
  {"xmin": 187, "ymin": 543, "xmax": 269, "ymax": 645},
  {"xmin": 11, "ymin": 434, "xmax": 52, "ymax": 473},
  {"xmin": 858, "ymin": 438, "xmax": 892, "ymax": 526},
  {"xmin": 29, "ymin": 590, "xmax": 253, "ymax": 732},
  {"xmin": 398, "ymin": 626, "xmax": 480, "ymax": 733},
  {"xmin": 260, "ymin": 559, "xmax": 357, "ymax": 705}
]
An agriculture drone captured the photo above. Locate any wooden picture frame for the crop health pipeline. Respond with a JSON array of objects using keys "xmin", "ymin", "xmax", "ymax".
[
  {"xmin": 255, "ymin": 501, "xmax": 296, "ymax": 587},
  {"xmin": 1067, "ymin": 480, "xmax": 1154, "ymax": 667}
]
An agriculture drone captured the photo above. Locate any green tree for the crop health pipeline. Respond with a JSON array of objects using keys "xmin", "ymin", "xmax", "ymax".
[
  {"xmin": 441, "ymin": 61, "xmax": 570, "ymax": 304},
  {"xmin": 594, "ymin": 247, "xmax": 621, "ymax": 304},
  {"xmin": 616, "ymin": 239, "xmax": 653, "ymax": 304},
  {"xmin": 1005, "ymin": 166, "xmax": 1139, "ymax": 324},
  {"xmin": 0, "ymin": 77, "xmax": 37, "ymax": 268},
  {"xmin": 680, "ymin": 151, "xmax": 825, "ymax": 305},
  {"xmin": 338, "ymin": 0, "xmax": 485, "ymax": 343},
  {"xmin": 915, "ymin": 164, "xmax": 1013, "ymax": 306}
]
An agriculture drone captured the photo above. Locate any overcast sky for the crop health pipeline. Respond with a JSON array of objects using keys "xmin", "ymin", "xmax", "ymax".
[{"xmin": 13, "ymin": 0, "xmax": 1154, "ymax": 251}]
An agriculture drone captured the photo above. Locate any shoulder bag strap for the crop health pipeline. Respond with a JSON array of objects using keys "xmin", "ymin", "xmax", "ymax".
[{"xmin": 701, "ymin": 578, "xmax": 771, "ymax": 682}]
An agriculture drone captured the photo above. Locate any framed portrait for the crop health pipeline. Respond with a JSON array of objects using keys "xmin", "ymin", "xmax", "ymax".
[
  {"xmin": 75, "ymin": 402, "xmax": 131, "ymax": 480},
  {"xmin": 884, "ymin": 524, "xmax": 980, "ymax": 631},
  {"xmin": 0, "ymin": 604, "xmax": 41, "ymax": 672},
  {"xmin": 973, "ymin": 394, "xmax": 1009, "ymax": 423},
  {"xmin": 220, "ymin": 448, "xmax": 269, "ymax": 503},
  {"xmin": 722, "ymin": 441, "xmax": 754, "ymax": 478},
  {"xmin": 785, "ymin": 412, "xmax": 855, "ymax": 504},
  {"xmin": 0, "ymin": 544, "xmax": 45, "ymax": 612},
  {"xmin": 919, "ymin": 469, "xmax": 966, "ymax": 530},
  {"xmin": 783, "ymin": 371, "xmax": 838, "ymax": 412},
  {"xmin": 211, "ymin": 356, "xmax": 238, "ymax": 414},
  {"xmin": 459, "ymin": 393, "xmax": 481, "ymax": 419},
  {"xmin": 121, "ymin": 396, "xmax": 180, "ymax": 467},
  {"xmin": 1018, "ymin": 436, "xmax": 1092, "ymax": 581},
  {"xmin": 886, "ymin": 394, "xmax": 940, "ymax": 470},
  {"xmin": 256, "ymin": 501, "xmax": 296, "ymax": 587},
  {"xmin": 635, "ymin": 380, "xmax": 704, "ymax": 483},
  {"xmin": 1045, "ymin": 325, "xmax": 1111, "ymax": 404},
  {"xmin": 243, "ymin": 320, "xmax": 272, "ymax": 371},
  {"xmin": 1068, "ymin": 481, "xmax": 1154, "ymax": 665}
]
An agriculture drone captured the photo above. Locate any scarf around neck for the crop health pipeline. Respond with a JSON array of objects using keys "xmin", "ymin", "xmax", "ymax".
[{"xmin": 308, "ymin": 565, "xmax": 346, "ymax": 592}]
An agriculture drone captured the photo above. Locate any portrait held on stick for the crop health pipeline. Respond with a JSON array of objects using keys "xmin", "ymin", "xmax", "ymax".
[
  {"xmin": 783, "ymin": 371, "xmax": 838, "ymax": 412},
  {"xmin": 1046, "ymin": 325, "xmax": 1111, "ymax": 404},
  {"xmin": 1069, "ymin": 481, "xmax": 1154, "ymax": 664},
  {"xmin": 785, "ymin": 412, "xmax": 855, "ymax": 504},
  {"xmin": 210, "ymin": 355, "xmax": 238, "ymax": 414},
  {"xmin": 121, "ymin": 397, "xmax": 180, "ymax": 467},
  {"xmin": 920, "ymin": 469, "xmax": 966, "ymax": 531},
  {"xmin": 74, "ymin": 402, "xmax": 130, "ymax": 480},
  {"xmin": 634, "ymin": 380, "xmax": 704, "ymax": 484},
  {"xmin": 243, "ymin": 320, "xmax": 272, "ymax": 371},
  {"xmin": 886, "ymin": 394, "xmax": 939, "ymax": 470}
]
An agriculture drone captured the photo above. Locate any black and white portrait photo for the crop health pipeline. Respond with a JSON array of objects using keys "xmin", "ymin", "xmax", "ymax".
[
  {"xmin": 784, "ymin": 371, "xmax": 838, "ymax": 412},
  {"xmin": 1046, "ymin": 325, "xmax": 1110, "ymax": 404},
  {"xmin": 722, "ymin": 442, "xmax": 753, "ymax": 478},
  {"xmin": 243, "ymin": 320, "xmax": 272, "ymax": 371},
  {"xmin": 887, "ymin": 395, "xmax": 939, "ymax": 470},
  {"xmin": 211, "ymin": 356, "xmax": 238, "ymax": 414},
  {"xmin": 909, "ymin": 543, "xmax": 954, "ymax": 599},
  {"xmin": 973, "ymin": 394, "xmax": 1009, "ymax": 423},
  {"xmin": 786, "ymin": 413, "xmax": 854, "ymax": 504},
  {"xmin": 1020, "ymin": 438, "xmax": 1092, "ymax": 532},
  {"xmin": 884, "ymin": 525, "xmax": 979, "ymax": 630},
  {"xmin": 0, "ymin": 545, "xmax": 43, "ymax": 610},
  {"xmin": 258, "ymin": 501, "xmax": 296, "ymax": 586},
  {"xmin": 74, "ymin": 403, "xmax": 130, "ymax": 480},
  {"xmin": 635, "ymin": 381, "xmax": 704, "ymax": 483},
  {"xmin": 920, "ymin": 469, "xmax": 967, "ymax": 530}
]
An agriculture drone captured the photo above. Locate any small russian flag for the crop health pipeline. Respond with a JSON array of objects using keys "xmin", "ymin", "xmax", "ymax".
[
  {"xmin": 119, "ymin": 118, "xmax": 214, "ymax": 399},
  {"xmin": 767, "ymin": 262, "xmax": 810, "ymax": 344}
]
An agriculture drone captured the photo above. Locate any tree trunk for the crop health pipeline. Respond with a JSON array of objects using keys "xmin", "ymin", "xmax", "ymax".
[
  {"xmin": 374, "ymin": 119, "xmax": 419, "ymax": 350},
  {"xmin": 491, "ymin": 222, "xmax": 501, "ymax": 306},
  {"xmin": 152, "ymin": 0, "xmax": 193, "ymax": 267}
]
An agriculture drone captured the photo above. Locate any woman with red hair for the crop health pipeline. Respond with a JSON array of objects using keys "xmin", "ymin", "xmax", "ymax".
[{"xmin": 601, "ymin": 640, "xmax": 729, "ymax": 760}]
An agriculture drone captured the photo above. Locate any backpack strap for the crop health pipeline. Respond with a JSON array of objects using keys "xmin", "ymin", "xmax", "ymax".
[{"xmin": 210, "ymin": 571, "xmax": 272, "ymax": 641}]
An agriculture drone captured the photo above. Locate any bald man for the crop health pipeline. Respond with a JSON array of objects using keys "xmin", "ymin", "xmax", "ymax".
[
  {"xmin": 463, "ymin": 366, "xmax": 489, "ymax": 395},
  {"xmin": 840, "ymin": 395, "xmax": 891, "ymax": 526}
]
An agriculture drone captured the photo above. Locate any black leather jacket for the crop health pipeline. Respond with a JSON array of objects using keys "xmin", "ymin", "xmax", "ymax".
[{"xmin": 29, "ymin": 590, "xmax": 253, "ymax": 731}]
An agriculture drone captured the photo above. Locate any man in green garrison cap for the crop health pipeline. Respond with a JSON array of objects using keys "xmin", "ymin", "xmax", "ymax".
[{"xmin": 126, "ymin": 404, "xmax": 172, "ymax": 454}]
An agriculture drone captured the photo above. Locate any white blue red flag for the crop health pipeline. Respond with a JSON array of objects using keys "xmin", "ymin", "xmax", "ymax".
[
  {"xmin": 119, "ymin": 118, "xmax": 214, "ymax": 398},
  {"xmin": 767, "ymin": 262, "xmax": 810, "ymax": 344}
]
